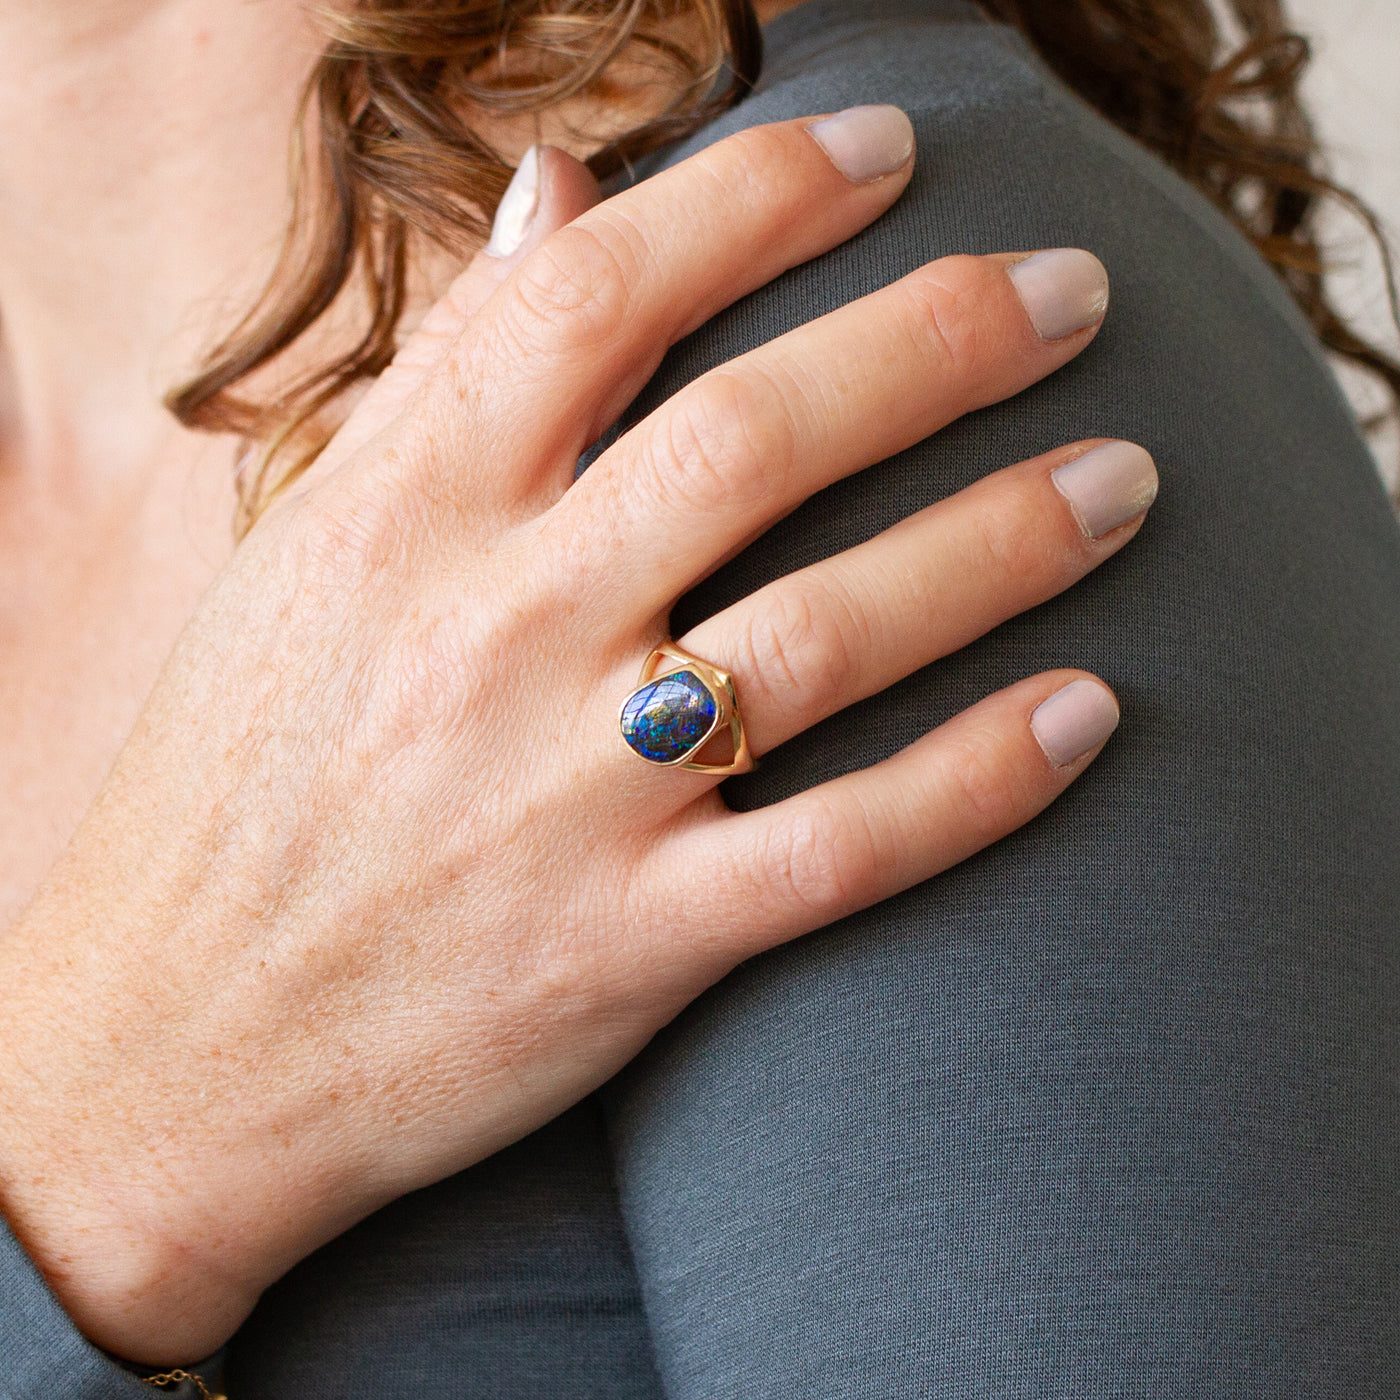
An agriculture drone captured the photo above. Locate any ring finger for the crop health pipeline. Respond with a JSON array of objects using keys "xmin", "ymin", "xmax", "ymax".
[{"xmin": 640, "ymin": 437, "xmax": 1156, "ymax": 771}]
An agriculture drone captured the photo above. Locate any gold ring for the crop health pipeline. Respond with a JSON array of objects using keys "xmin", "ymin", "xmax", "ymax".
[{"xmin": 618, "ymin": 642, "xmax": 754, "ymax": 776}]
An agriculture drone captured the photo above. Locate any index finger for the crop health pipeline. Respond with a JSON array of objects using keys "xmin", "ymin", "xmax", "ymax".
[{"xmin": 420, "ymin": 107, "xmax": 918, "ymax": 495}]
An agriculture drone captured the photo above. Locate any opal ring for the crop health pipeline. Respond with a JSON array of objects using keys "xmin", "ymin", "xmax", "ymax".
[{"xmin": 619, "ymin": 642, "xmax": 754, "ymax": 775}]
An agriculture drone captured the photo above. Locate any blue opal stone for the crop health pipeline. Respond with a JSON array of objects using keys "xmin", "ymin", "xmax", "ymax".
[{"xmin": 620, "ymin": 669, "xmax": 719, "ymax": 764}]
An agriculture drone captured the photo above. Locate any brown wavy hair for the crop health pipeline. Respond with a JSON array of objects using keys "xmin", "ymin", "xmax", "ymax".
[{"xmin": 166, "ymin": 0, "xmax": 1400, "ymax": 534}]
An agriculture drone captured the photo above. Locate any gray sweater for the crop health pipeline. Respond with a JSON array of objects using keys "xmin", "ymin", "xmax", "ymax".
[{"xmin": 5, "ymin": 1, "xmax": 1398, "ymax": 1395}]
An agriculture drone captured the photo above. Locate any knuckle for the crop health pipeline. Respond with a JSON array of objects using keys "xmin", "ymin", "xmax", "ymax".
[
  {"xmin": 762, "ymin": 797, "xmax": 882, "ymax": 917},
  {"xmin": 289, "ymin": 425, "xmax": 485, "ymax": 596},
  {"xmin": 365, "ymin": 562, "xmax": 556, "ymax": 759},
  {"xmin": 372, "ymin": 607, "xmax": 479, "ymax": 751},
  {"xmin": 964, "ymin": 488, "xmax": 1049, "ymax": 587},
  {"xmin": 737, "ymin": 578, "xmax": 855, "ymax": 720},
  {"xmin": 943, "ymin": 724, "xmax": 1031, "ymax": 830},
  {"xmin": 502, "ymin": 221, "xmax": 638, "ymax": 355},
  {"xmin": 637, "ymin": 367, "xmax": 793, "ymax": 516},
  {"xmin": 291, "ymin": 464, "xmax": 421, "ymax": 594},
  {"xmin": 899, "ymin": 255, "xmax": 1002, "ymax": 387}
]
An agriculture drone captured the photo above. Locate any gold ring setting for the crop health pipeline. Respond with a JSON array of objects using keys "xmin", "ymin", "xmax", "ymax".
[{"xmin": 618, "ymin": 643, "xmax": 754, "ymax": 776}]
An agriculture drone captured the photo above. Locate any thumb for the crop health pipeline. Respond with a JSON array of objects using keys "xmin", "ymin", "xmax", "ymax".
[{"xmin": 312, "ymin": 146, "xmax": 603, "ymax": 477}]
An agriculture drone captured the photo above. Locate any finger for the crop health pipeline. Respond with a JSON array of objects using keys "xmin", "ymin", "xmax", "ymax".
[
  {"xmin": 558, "ymin": 246, "xmax": 1111, "ymax": 607},
  {"xmin": 480, "ymin": 145, "xmax": 606, "ymax": 281},
  {"xmin": 415, "ymin": 106, "xmax": 917, "ymax": 498},
  {"xmin": 656, "ymin": 670, "xmax": 1120, "ymax": 969},
  {"xmin": 310, "ymin": 147, "xmax": 602, "ymax": 479},
  {"xmin": 677, "ymin": 440, "xmax": 1155, "ymax": 760}
]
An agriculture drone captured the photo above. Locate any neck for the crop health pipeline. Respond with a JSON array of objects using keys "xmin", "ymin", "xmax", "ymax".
[
  {"xmin": 0, "ymin": 0, "xmax": 810, "ymax": 498},
  {"xmin": 0, "ymin": 1, "xmax": 316, "ymax": 491}
]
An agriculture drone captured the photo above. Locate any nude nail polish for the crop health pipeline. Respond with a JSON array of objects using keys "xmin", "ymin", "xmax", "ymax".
[
  {"xmin": 1030, "ymin": 680, "xmax": 1121, "ymax": 767},
  {"xmin": 486, "ymin": 145, "xmax": 541, "ymax": 258},
  {"xmin": 808, "ymin": 105, "xmax": 915, "ymax": 183},
  {"xmin": 1008, "ymin": 249, "xmax": 1110, "ymax": 341},
  {"xmin": 1051, "ymin": 441, "xmax": 1159, "ymax": 538}
]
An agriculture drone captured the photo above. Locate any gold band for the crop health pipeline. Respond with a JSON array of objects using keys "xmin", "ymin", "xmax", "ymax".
[{"xmin": 619, "ymin": 642, "xmax": 754, "ymax": 776}]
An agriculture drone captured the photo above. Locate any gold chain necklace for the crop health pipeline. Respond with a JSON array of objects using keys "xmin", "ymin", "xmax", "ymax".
[{"xmin": 141, "ymin": 1369, "xmax": 226, "ymax": 1400}]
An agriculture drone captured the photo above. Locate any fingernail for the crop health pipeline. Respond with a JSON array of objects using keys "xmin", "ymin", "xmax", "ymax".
[
  {"xmin": 1051, "ymin": 441, "xmax": 1159, "ymax": 538},
  {"xmin": 485, "ymin": 145, "xmax": 541, "ymax": 258},
  {"xmin": 808, "ymin": 105, "xmax": 914, "ymax": 183},
  {"xmin": 1008, "ymin": 249, "xmax": 1109, "ymax": 341},
  {"xmin": 1030, "ymin": 680, "xmax": 1120, "ymax": 767}
]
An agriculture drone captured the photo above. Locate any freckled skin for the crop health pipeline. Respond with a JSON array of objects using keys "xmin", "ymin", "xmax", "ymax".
[{"xmin": 0, "ymin": 12, "xmax": 1126, "ymax": 1363}]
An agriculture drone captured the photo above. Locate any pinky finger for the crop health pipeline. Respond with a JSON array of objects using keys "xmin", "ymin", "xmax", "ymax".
[{"xmin": 677, "ymin": 670, "xmax": 1120, "ymax": 965}]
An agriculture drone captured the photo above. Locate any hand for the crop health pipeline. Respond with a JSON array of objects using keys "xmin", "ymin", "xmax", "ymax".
[{"xmin": 0, "ymin": 105, "xmax": 1152, "ymax": 1364}]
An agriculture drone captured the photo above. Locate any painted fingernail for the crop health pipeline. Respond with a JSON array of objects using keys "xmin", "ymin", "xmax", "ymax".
[
  {"xmin": 485, "ymin": 145, "xmax": 541, "ymax": 258},
  {"xmin": 1008, "ymin": 249, "xmax": 1109, "ymax": 341},
  {"xmin": 1051, "ymin": 441, "xmax": 1159, "ymax": 538},
  {"xmin": 808, "ymin": 105, "xmax": 915, "ymax": 183},
  {"xmin": 1031, "ymin": 680, "xmax": 1120, "ymax": 767}
]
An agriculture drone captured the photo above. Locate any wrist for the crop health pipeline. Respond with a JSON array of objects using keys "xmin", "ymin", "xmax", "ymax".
[
  {"xmin": 0, "ymin": 932, "xmax": 263, "ymax": 1363},
  {"xmin": 0, "ymin": 1140, "xmax": 257, "ymax": 1366}
]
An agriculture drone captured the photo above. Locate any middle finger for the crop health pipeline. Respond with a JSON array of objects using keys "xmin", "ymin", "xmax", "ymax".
[{"xmin": 556, "ymin": 246, "xmax": 1110, "ymax": 611}]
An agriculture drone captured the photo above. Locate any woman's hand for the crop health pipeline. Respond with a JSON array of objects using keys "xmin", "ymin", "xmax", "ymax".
[{"xmin": 0, "ymin": 106, "xmax": 1154, "ymax": 1364}]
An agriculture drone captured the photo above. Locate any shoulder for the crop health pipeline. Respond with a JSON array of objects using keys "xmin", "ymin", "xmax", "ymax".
[{"xmin": 630, "ymin": 0, "xmax": 1395, "ymax": 572}]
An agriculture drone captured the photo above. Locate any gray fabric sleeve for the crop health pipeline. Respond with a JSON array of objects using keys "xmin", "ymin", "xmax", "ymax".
[
  {"xmin": 0, "ymin": 1216, "xmax": 155, "ymax": 1399},
  {"xmin": 600, "ymin": 7, "xmax": 1400, "ymax": 1397}
]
